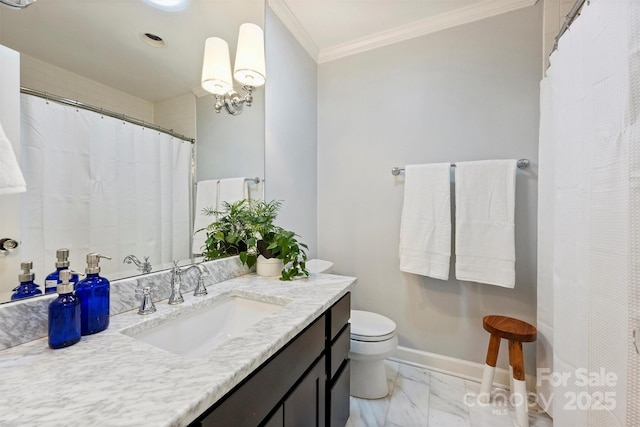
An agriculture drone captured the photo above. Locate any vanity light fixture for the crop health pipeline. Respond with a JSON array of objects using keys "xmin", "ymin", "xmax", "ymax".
[{"xmin": 201, "ymin": 23, "xmax": 266, "ymax": 116}]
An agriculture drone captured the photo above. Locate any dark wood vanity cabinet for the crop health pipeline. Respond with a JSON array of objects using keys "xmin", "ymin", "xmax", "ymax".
[
  {"xmin": 190, "ymin": 292, "xmax": 351, "ymax": 427},
  {"xmin": 326, "ymin": 293, "xmax": 351, "ymax": 427}
]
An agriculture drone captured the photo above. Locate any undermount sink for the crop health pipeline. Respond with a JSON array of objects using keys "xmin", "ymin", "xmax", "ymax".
[{"xmin": 124, "ymin": 295, "xmax": 285, "ymax": 359}]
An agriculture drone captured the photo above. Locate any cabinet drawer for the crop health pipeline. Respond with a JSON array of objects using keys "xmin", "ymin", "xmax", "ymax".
[
  {"xmin": 330, "ymin": 324, "xmax": 350, "ymax": 380},
  {"xmin": 329, "ymin": 293, "xmax": 350, "ymax": 342}
]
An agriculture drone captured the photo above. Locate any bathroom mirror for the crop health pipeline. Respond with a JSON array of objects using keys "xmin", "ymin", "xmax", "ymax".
[{"xmin": 0, "ymin": 0, "xmax": 266, "ymax": 303}]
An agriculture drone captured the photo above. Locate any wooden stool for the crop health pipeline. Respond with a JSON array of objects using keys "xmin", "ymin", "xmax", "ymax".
[{"xmin": 479, "ymin": 315, "xmax": 537, "ymax": 427}]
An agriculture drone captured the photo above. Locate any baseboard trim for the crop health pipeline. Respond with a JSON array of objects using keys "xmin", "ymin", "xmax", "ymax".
[{"xmin": 390, "ymin": 346, "xmax": 536, "ymax": 392}]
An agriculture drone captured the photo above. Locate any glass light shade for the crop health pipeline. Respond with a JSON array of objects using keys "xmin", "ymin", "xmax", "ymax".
[
  {"xmin": 201, "ymin": 37, "xmax": 233, "ymax": 96},
  {"xmin": 142, "ymin": 0, "xmax": 189, "ymax": 11},
  {"xmin": 233, "ymin": 23, "xmax": 266, "ymax": 87}
]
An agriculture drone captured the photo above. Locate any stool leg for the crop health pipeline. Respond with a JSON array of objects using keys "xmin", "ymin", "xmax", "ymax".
[
  {"xmin": 509, "ymin": 340, "xmax": 528, "ymax": 427},
  {"xmin": 479, "ymin": 333, "xmax": 500, "ymax": 403},
  {"xmin": 508, "ymin": 341, "xmax": 515, "ymax": 398}
]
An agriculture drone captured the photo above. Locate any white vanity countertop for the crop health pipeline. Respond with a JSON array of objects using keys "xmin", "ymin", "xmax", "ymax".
[{"xmin": 0, "ymin": 273, "xmax": 355, "ymax": 427}]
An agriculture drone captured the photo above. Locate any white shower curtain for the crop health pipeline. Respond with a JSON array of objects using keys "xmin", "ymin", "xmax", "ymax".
[
  {"xmin": 20, "ymin": 94, "xmax": 191, "ymax": 281},
  {"xmin": 538, "ymin": 0, "xmax": 640, "ymax": 425}
]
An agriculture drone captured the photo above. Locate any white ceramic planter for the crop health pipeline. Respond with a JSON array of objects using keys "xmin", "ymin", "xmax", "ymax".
[{"xmin": 256, "ymin": 255, "xmax": 284, "ymax": 277}]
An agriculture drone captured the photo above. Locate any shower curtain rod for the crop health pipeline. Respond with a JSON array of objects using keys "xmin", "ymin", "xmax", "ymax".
[
  {"xmin": 20, "ymin": 86, "xmax": 195, "ymax": 144},
  {"xmin": 390, "ymin": 159, "xmax": 530, "ymax": 176},
  {"xmin": 552, "ymin": 0, "xmax": 588, "ymax": 52}
]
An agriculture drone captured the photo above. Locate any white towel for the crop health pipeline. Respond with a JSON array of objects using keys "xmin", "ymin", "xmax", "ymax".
[
  {"xmin": 399, "ymin": 163, "xmax": 452, "ymax": 280},
  {"xmin": 0, "ymin": 122, "xmax": 26, "ymax": 195},
  {"xmin": 455, "ymin": 159, "xmax": 517, "ymax": 288},
  {"xmin": 192, "ymin": 180, "xmax": 218, "ymax": 255},
  {"xmin": 216, "ymin": 177, "xmax": 248, "ymax": 211},
  {"xmin": 192, "ymin": 178, "xmax": 248, "ymax": 255}
]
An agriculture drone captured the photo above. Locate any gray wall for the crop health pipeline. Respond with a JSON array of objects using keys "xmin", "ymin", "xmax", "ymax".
[
  {"xmin": 196, "ymin": 95, "xmax": 265, "ymax": 182},
  {"xmin": 264, "ymin": 7, "xmax": 318, "ymax": 258},
  {"xmin": 317, "ymin": 4, "xmax": 542, "ymax": 373}
]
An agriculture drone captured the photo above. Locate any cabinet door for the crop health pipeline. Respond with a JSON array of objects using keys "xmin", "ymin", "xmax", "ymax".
[
  {"xmin": 329, "ymin": 361, "xmax": 350, "ymax": 427},
  {"xmin": 284, "ymin": 356, "xmax": 326, "ymax": 427},
  {"xmin": 262, "ymin": 406, "xmax": 283, "ymax": 427},
  {"xmin": 197, "ymin": 318, "xmax": 325, "ymax": 427}
]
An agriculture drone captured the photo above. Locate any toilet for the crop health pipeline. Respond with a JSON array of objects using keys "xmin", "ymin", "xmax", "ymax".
[
  {"xmin": 349, "ymin": 310, "xmax": 398, "ymax": 399},
  {"xmin": 306, "ymin": 259, "xmax": 399, "ymax": 400}
]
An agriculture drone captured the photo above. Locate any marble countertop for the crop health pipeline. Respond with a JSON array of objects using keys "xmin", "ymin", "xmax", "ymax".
[{"xmin": 0, "ymin": 273, "xmax": 355, "ymax": 427}]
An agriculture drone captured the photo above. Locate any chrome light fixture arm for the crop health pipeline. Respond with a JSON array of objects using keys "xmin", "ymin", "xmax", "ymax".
[{"xmin": 214, "ymin": 86, "xmax": 255, "ymax": 115}]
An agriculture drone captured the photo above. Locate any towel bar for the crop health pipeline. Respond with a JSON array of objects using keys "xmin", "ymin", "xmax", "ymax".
[{"xmin": 391, "ymin": 159, "xmax": 530, "ymax": 176}]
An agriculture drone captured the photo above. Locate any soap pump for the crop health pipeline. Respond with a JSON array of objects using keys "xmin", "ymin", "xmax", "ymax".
[
  {"xmin": 75, "ymin": 253, "xmax": 112, "ymax": 335},
  {"xmin": 45, "ymin": 248, "xmax": 79, "ymax": 294},
  {"xmin": 11, "ymin": 261, "xmax": 42, "ymax": 300},
  {"xmin": 48, "ymin": 269, "xmax": 81, "ymax": 349}
]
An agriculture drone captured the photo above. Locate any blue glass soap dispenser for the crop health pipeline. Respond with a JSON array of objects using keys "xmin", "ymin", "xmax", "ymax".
[
  {"xmin": 48, "ymin": 269, "xmax": 81, "ymax": 349},
  {"xmin": 45, "ymin": 248, "xmax": 79, "ymax": 294},
  {"xmin": 75, "ymin": 253, "xmax": 112, "ymax": 335},
  {"xmin": 11, "ymin": 261, "xmax": 42, "ymax": 300}
]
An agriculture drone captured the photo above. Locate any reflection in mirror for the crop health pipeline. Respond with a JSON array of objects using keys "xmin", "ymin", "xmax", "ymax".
[{"xmin": 0, "ymin": 0, "xmax": 266, "ymax": 303}]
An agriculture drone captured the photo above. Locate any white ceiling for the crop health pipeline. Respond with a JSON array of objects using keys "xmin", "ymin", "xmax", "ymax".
[
  {"xmin": 0, "ymin": 0, "xmax": 264, "ymax": 102},
  {"xmin": 0, "ymin": 0, "xmax": 536, "ymax": 103}
]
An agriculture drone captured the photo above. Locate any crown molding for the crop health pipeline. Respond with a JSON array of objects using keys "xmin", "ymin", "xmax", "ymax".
[
  {"xmin": 318, "ymin": 0, "xmax": 538, "ymax": 63},
  {"xmin": 268, "ymin": 0, "xmax": 320, "ymax": 62}
]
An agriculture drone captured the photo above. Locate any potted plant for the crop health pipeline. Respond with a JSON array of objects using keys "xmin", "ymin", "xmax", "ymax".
[
  {"xmin": 199, "ymin": 199, "xmax": 253, "ymax": 260},
  {"xmin": 255, "ymin": 226, "xmax": 309, "ymax": 280},
  {"xmin": 199, "ymin": 199, "xmax": 309, "ymax": 281}
]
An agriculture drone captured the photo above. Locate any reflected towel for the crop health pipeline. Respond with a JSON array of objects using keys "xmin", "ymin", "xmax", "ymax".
[
  {"xmin": 192, "ymin": 180, "xmax": 218, "ymax": 255},
  {"xmin": 399, "ymin": 163, "xmax": 452, "ymax": 280},
  {"xmin": 0, "ymin": 122, "xmax": 26, "ymax": 195},
  {"xmin": 455, "ymin": 159, "xmax": 517, "ymax": 288},
  {"xmin": 216, "ymin": 177, "xmax": 248, "ymax": 211}
]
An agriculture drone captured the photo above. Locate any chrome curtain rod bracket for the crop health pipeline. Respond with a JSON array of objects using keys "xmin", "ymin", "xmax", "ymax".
[{"xmin": 391, "ymin": 159, "xmax": 530, "ymax": 176}]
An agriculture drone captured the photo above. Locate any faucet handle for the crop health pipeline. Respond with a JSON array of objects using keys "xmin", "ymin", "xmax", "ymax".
[
  {"xmin": 193, "ymin": 276, "xmax": 207, "ymax": 297},
  {"xmin": 142, "ymin": 256, "xmax": 152, "ymax": 274},
  {"xmin": 135, "ymin": 286, "xmax": 158, "ymax": 315}
]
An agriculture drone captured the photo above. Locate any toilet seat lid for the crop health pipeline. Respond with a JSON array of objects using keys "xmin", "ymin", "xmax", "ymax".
[{"xmin": 350, "ymin": 310, "xmax": 396, "ymax": 342}]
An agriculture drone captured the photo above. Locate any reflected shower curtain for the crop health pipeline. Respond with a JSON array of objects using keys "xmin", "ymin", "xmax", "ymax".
[
  {"xmin": 537, "ymin": 0, "xmax": 640, "ymax": 425},
  {"xmin": 20, "ymin": 94, "xmax": 191, "ymax": 281}
]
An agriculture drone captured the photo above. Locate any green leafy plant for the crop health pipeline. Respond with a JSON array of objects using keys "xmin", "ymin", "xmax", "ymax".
[
  {"xmin": 199, "ymin": 199, "xmax": 309, "ymax": 281},
  {"xmin": 199, "ymin": 199, "xmax": 255, "ymax": 263},
  {"xmin": 258, "ymin": 227, "xmax": 309, "ymax": 281}
]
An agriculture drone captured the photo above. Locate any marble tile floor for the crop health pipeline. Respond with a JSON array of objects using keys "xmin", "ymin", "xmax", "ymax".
[{"xmin": 346, "ymin": 360, "xmax": 553, "ymax": 427}]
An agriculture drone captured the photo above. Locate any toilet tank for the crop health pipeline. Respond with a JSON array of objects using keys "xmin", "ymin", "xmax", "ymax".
[{"xmin": 306, "ymin": 259, "xmax": 333, "ymax": 274}]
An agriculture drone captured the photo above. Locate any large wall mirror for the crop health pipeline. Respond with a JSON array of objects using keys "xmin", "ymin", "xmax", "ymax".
[{"xmin": 0, "ymin": 0, "xmax": 266, "ymax": 303}]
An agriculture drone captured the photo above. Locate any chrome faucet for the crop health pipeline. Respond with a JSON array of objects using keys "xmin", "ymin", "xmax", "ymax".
[
  {"xmin": 169, "ymin": 261, "xmax": 209, "ymax": 304},
  {"xmin": 123, "ymin": 255, "xmax": 152, "ymax": 274},
  {"xmin": 135, "ymin": 285, "xmax": 158, "ymax": 315},
  {"xmin": 191, "ymin": 263, "xmax": 210, "ymax": 297}
]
